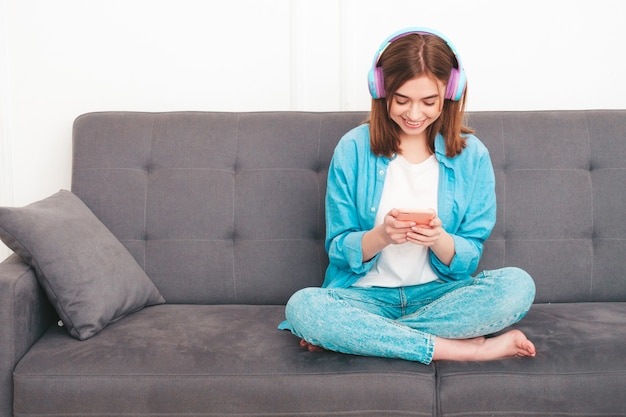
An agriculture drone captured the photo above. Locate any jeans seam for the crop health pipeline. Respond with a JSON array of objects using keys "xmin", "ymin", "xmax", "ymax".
[{"xmin": 399, "ymin": 287, "xmax": 407, "ymax": 316}]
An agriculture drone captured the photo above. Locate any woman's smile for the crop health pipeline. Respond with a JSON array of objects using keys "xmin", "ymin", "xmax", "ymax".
[{"xmin": 401, "ymin": 117, "xmax": 426, "ymax": 129}]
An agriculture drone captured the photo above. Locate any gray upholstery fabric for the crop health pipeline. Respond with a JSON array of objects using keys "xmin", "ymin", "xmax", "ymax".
[
  {"xmin": 2, "ymin": 110, "xmax": 626, "ymax": 416},
  {"xmin": 437, "ymin": 303, "xmax": 626, "ymax": 416},
  {"xmin": 14, "ymin": 305, "xmax": 436, "ymax": 416},
  {"xmin": 0, "ymin": 190, "xmax": 164, "ymax": 340},
  {"xmin": 70, "ymin": 112, "xmax": 366, "ymax": 304},
  {"xmin": 68, "ymin": 111, "xmax": 626, "ymax": 305},
  {"xmin": 0, "ymin": 255, "xmax": 55, "ymax": 417},
  {"xmin": 470, "ymin": 111, "xmax": 626, "ymax": 303}
]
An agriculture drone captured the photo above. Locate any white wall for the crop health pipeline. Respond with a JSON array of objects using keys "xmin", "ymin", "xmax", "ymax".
[{"xmin": 1, "ymin": 0, "xmax": 626, "ymax": 260}]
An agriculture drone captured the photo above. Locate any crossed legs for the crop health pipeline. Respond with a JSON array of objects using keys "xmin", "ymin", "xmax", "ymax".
[{"xmin": 285, "ymin": 267, "xmax": 536, "ymax": 364}]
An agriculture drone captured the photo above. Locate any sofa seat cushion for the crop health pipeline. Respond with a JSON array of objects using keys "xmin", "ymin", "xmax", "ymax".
[
  {"xmin": 436, "ymin": 302, "xmax": 626, "ymax": 416},
  {"xmin": 14, "ymin": 304, "xmax": 436, "ymax": 417}
]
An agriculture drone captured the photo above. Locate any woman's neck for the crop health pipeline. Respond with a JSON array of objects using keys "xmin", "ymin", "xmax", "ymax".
[{"xmin": 398, "ymin": 134, "xmax": 432, "ymax": 164}]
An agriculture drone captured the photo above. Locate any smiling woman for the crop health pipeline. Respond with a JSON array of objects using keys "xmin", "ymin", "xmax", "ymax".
[{"xmin": 280, "ymin": 27, "xmax": 537, "ymax": 364}]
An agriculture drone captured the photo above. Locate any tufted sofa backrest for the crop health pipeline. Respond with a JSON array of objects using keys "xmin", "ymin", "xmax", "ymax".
[
  {"xmin": 71, "ymin": 110, "xmax": 626, "ymax": 305},
  {"xmin": 72, "ymin": 112, "xmax": 365, "ymax": 304},
  {"xmin": 470, "ymin": 110, "xmax": 626, "ymax": 303}
]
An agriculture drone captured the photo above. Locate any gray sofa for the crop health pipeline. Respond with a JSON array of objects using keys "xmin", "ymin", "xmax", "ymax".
[{"xmin": 1, "ymin": 110, "xmax": 625, "ymax": 417}]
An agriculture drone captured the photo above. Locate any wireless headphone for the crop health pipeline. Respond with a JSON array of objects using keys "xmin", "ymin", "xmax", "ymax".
[{"xmin": 367, "ymin": 27, "xmax": 467, "ymax": 101}]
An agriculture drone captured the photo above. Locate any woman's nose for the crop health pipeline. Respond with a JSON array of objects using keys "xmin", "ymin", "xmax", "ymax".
[{"xmin": 406, "ymin": 104, "xmax": 422, "ymax": 120}]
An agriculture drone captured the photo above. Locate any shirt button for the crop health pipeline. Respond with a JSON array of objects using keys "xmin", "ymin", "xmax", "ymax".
[
  {"xmin": 379, "ymin": 169, "xmax": 385, "ymax": 175},
  {"xmin": 370, "ymin": 207, "xmax": 376, "ymax": 212}
]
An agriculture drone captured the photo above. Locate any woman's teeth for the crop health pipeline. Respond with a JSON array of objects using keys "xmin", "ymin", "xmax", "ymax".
[{"xmin": 404, "ymin": 118, "xmax": 424, "ymax": 128}]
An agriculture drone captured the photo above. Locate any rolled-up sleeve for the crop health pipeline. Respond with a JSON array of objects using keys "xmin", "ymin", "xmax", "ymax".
[{"xmin": 325, "ymin": 140, "xmax": 376, "ymax": 276}]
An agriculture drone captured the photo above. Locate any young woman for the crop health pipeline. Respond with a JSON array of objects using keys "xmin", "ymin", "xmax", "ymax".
[{"xmin": 280, "ymin": 27, "xmax": 536, "ymax": 364}]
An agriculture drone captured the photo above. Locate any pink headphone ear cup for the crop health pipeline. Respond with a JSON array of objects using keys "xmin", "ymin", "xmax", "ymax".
[
  {"xmin": 445, "ymin": 69, "xmax": 460, "ymax": 100},
  {"xmin": 374, "ymin": 66, "xmax": 386, "ymax": 99},
  {"xmin": 446, "ymin": 68, "xmax": 466, "ymax": 101}
]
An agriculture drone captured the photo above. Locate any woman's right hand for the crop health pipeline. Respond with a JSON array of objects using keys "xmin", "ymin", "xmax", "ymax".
[
  {"xmin": 382, "ymin": 208, "xmax": 416, "ymax": 244},
  {"xmin": 362, "ymin": 209, "xmax": 414, "ymax": 261}
]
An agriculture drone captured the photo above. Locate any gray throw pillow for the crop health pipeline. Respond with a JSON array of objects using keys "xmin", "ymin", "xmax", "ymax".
[{"xmin": 0, "ymin": 190, "xmax": 164, "ymax": 340}]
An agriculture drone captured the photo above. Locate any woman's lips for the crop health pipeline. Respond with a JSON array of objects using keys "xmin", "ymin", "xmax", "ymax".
[{"xmin": 403, "ymin": 117, "xmax": 425, "ymax": 128}]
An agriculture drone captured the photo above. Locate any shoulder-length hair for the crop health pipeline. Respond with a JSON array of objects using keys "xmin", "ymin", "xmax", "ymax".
[{"xmin": 367, "ymin": 33, "xmax": 473, "ymax": 158}]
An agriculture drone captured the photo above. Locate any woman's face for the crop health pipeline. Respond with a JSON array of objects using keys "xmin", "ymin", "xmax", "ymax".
[{"xmin": 388, "ymin": 75, "xmax": 445, "ymax": 142}]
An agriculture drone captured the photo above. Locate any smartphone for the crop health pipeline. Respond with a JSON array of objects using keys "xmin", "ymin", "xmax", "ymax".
[{"xmin": 396, "ymin": 208, "xmax": 436, "ymax": 225}]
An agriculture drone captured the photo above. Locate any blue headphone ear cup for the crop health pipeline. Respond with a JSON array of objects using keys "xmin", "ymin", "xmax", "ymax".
[
  {"xmin": 374, "ymin": 66, "xmax": 385, "ymax": 99},
  {"xmin": 367, "ymin": 67, "xmax": 378, "ymax": 98},
  {"xmin": 368, "ymin": 66, "xmax": 385, "ymax": 99}
]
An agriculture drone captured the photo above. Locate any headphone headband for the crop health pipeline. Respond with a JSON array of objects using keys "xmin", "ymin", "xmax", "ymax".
[{"xmin": 367, "ymin": 27, "xmax": 467, "ymax": 101}]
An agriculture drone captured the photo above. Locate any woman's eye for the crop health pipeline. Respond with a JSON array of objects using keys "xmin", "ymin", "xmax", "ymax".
[
  {"xmin": 395, "ymin": 99, "xmax": 408, "ymax": 105},
  {"xmin": 424, "ymin": 101, "xmax": 436, "ymax": 106}
]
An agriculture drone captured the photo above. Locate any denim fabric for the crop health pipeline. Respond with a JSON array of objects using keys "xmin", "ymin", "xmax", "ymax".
[{"xmin": 285, "ymin": 267, "xmax": 535, "ymax": 364}]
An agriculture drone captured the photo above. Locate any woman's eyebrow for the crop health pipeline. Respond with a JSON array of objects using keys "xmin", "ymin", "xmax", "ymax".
[{"xmin": 394, "ymin": 92, "xmax": 439, "ymax": 100}]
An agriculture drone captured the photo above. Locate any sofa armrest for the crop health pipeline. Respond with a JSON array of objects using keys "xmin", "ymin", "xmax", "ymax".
[{"xmin": 0, "ymin": 254, "xmax": 56, "ymax": 417}]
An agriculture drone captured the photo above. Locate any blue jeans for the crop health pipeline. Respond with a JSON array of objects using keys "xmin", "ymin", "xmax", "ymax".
[{"xmin": 284, "ymin": 267, "xmax": 535, "ymax": 364}]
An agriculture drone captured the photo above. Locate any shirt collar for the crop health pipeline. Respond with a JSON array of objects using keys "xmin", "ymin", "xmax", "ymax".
[{"xmin": 434, "ymin": 133, "xmax": 453, "ymax": 167}]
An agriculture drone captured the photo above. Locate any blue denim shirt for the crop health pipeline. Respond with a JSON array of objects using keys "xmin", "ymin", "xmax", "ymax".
[{"xmin": 323, "ymin": 123, "xmax": 496, "ymax": 288}]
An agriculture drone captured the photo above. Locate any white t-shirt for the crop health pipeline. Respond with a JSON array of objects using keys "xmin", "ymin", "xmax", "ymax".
[{"xmin": 353, "ymin": 154, "xmax": 440, "ymax": 288}]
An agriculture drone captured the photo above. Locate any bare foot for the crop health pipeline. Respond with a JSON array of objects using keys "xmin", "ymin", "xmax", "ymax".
[
  {"xmin": 299, "ymin": 339, "xmax": 326, "ymax": 352},
  {"xmin": 432, "ymin": 330, "xmax": 536, "ymax": 361}
]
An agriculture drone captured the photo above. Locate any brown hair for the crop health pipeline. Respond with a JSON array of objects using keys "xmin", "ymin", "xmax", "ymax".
[{"xmin": 367, "ymin": 33, "xmax": 473, "ymax": 158}]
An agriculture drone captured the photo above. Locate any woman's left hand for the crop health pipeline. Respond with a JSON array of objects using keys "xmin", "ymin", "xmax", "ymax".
[
  {"xmin": 407, "ymin": 216, "xmax": 456, "ymax": 266},
  {"xmin": 406, "ymin": 216, "xmax": 444, "ymax": 247}
]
